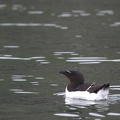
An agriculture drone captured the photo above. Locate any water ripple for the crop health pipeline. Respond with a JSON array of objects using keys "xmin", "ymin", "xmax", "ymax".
[
  {"xmin": 3, "ymin": 46, "xmax": 20, "ymax": 48},
  {"xmin": 0, "ymin": 23, "xmax": 68, "ymax": 29},
  {"xmin": 0, "ymin": 4, "xmax": 7, "ymax": 9},
  {"xmin": 107, "ymin": 112, "xmax": 120, "ymax": 116},
  {"xmin": 14, "ymin": 91, "xmax": 38, "ymax": 94},
  {"xmin": 110, "ymin": 85, "xmax": 120, "ymax": 90},
  {"xmin": 66, "ymin": 57, "xmax": 120, "ymax": 64},
  {"xmin": 57, "ymin": 9, "xmax": 114, "ymax": 18},
  {"xmin": 96, "ymin": 10, "xmax": 114, "ymax": 16},
  {"xmin": 30, "ymin": 81, "xmax": 40, "ymax": 86},
  {"xmin": 110, "ymin": 22, "xmax": 120, "ymax": 27},
  {"xmin": 0, "ymin": 79, "xmax": 4, "ymax": 81},
  {"xmin": 9, "ymin": 88, "xmax": 38, "ymax": 94},
  {"xmin": 12, "ymin": 4, "xmax": 26, "ymax": 11},
  {"xmin": 54, "ymin": 51, "xmax": 120, "ymax": 64},
  {"xmin": 54, "ymin": 51, "xmax": 75, "ymax": 55},
  {"xmin": 58, "ymin": 12, "xmax": 72, "ymax": 17},
  {"xmin": 35, "ymin": 77, "xmax": 44, "ymax": 80},
  {"xmin": 12, "ymin": 79, "xmax": 27, "ymax": 82},
  {"xmin": 54, "ymin": 113, "xmax": 79, "ymax": 117},
  {"xmin": 58, "ymin": 10, "xmax": 91, "ymax": 18},
  {"xmin": 54, "ymin": 92, "xmax": 65, "ymax": 96},
  {"xmin": 89, "ymin": 112, "xmax": 105, "ymax": 118},
  {"xmin": 9, "ymin": 89, "xmax": 23, "ymax": 92},
  {"xmin": 0, "ymin": 55, "xmax": 48, "ymax": 64},
  {"xmin": 28, "ymin": 11, "xmax": 44, "ymax": 14}
]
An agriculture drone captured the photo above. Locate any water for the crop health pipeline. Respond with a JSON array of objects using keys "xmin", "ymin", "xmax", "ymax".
[{"xmin": 0, "ymin": 0, "xmax": 120, "ymax": 120}]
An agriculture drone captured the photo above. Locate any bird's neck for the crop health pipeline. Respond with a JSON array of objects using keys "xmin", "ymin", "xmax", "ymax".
[{"xmin": 67, "ymin": 82, "xmax": 80, "ymax": 92}]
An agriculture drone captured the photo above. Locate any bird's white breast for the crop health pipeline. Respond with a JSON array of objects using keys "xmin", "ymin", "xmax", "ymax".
[{"xmin": 65, "ymin": 87, "xmax": 109, "ymax": 101}]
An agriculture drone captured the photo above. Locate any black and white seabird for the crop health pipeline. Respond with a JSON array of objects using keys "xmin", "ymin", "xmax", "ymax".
[{"xmin": 60, "ymin": 70, "xmax": 109, "ymax": 101}]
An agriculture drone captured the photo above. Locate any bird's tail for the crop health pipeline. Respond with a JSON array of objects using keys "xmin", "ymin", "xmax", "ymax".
[{"xmin": 94, "ymin": 83, "xmax": 110, "ymax": 93}]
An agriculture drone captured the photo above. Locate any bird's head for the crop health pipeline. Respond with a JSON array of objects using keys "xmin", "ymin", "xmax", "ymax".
[{"xmin": 60, "ymin": 70, "xmax": 84, "ymax": 84}]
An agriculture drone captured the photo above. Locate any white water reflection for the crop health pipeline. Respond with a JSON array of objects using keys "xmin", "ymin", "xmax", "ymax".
[
  {"xmin": 72, "ymin": 10, "xmax": 85, "ymax": 14},
  {"xmin": 12, "ymin": 75, "xmax": 26, "ymax": 79},
  {"xmin": 40, "ymin": 61, "xmax": 50, "ymax": 64},
  {"xmin": 75, "ymin": 35, "xmax": 82, "ymax": 38},
  {"xmin": 12, "ymin": 79, "xmax": 27, "ymax": 82},
  {"xmin": 107, "ymin": 112, "xmax": 120, "ymax": 116},
  {"xmin": 65, "ymin": 97, "xmax": 109, "ymax": 110},
  {"xmin": 96, "ymin": 10, "xmax": 114, "ymax": 16},
  {"xmin": 68, "ymin": 57, "xmax": 106, "ymax": 60},
  {"xmin": 28, "ymin": 11, "xmax": 44, "ymax": 14},
  {"xmin": 15, "ymin": 91, "xmax": 38, "ymax": 94},
  {"xmin": 54, "ymin": 113, "xmax": 79, "ymax": 117},
  {"xmin": 110, "ymin": 88, "xmax": 120, "ymax": 90},
  {"xmin": 35, "ymin": 77, "xmax": 44, "ymax": 80},
  {"xmin": 0, "ymin": 56, "xmax": 30, "ymax": 60},
  {"xmin": 54, "ymin": 52, "xmax": 120, "ymax": 64},
  {"xmin": 58, "ymin": 12, "xmax": 72, "ymax": 17},
  {"xmin": 9, "ymin": 89, "xmax": 23, "ymax": 92},
  {"xmin": 0, "ymin": 52, "xmax": 120, "ymax": 65},
  {"xmin": 1, "ymin": 54, "xmax": 12, "ymax": 57},
  {"xmin": 89, "ymin": 112, "xmax": 105, "ymax": 118},
  {"xmin": 0, "ymin": 79, "xmax": 4, "ymax": 81},
  {"xmin": 30, "ymin": 82, "xmax": 39, "ymax": 84},
  {"xmin": 57, "ymin": 9, "xmax": 114, "ymax": 18},
  {"xmin": 30, "ymin": 81, "xmax": 39, "ymax": 86},
  {"xmin": 30, "ymin": 56, "xmax": 45, "ymax": 59},
  {"xmin": 66, "ymin": 57, "xmax": 120, "ymax": 64},
  {"xmin": 54, "ymin": 52, "xmax": 75, "ymax": 55},
  {"xmin": 56, "ymin": 57, "xmax": 63, "ymax": 59},
  {"xmin": 0, "ymin": 4, "xmax": 7, "ymax": 9},
  {"xmin": 108, "ymin": 94, "xmax": 120, "ymax": 104},
  {"xmin": 64, "ymin": 94, "xmax": 120, "ymax": 113},
  {"xmin": 110, "ymin": 85, "xmax": 120, "ymax": 91},
  {"xmin": 9, "ymin": 88, "xmax": 39, "ymax": 94},
  {"xmin": 50, "ymin": 84, "xmax": 59, "ymax": 87},
  {"xmin": 65, "ymin": 97, "xmax": 96, "ymax": 107},
  {"xmin": 9, "ymin": 88, "xmax": 38, "ymax": 94},
  {"xmin": 80, "ymin": 62, "xmax": 101, "ymax": 64},
  {"xmin": 54, "ymin": 92, "xmax": 65, "ymax": 96},
  {"xmin": 35, "ymin": 58, "xmax": 50, "ymax": 64},
  {"xmin": 0, "ymin": 55, "xmax": 48, "ymax": 64},
  {"xmin": 36, "ymin": 60, "xmax": 46, "ymax": 62},
  {"xmin": 80, "ymin": 13, "xmax": 91, "ymax": 16},
  {"xmin": 12, "ymin": 4, "xmax": 26, "ymax": 11},
  {"xmin": 12, "ymin": 75, "xmax": 45, "ymax": 81},
  {"xmin": 110, "ymin": 22, "xmax": 120, "ymax": 27},
  {"xmin": 0, "ymin": 23, "xmax": 68, "ymax": 29},
  {"xmin": 58, "ymin": 10, "xmax": 91, "ymax": 18},
  {"xmin": 12, "ymin": 75, "xmax": 27, "ymax": 81},
  {"xmin": 3, "ymin": 46, "xmax": 20, "ymax": 48}
]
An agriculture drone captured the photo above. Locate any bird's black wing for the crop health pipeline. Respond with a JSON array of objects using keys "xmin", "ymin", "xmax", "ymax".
[
  {"xmin": 87, "ymin": 83, "xmax": 110, "ymax": 93},
  {"xmin": 77, "ymin": 83, "xmax": 91, "ymax": 91}
]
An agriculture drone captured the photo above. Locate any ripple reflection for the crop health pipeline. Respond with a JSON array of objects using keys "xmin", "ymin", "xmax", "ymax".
[
  {"xmin": 0, "ymin": 55, "xmax": 49, "ymax": 64},
  {"xmin": 28, "ymin": 11, "xmax": 44, "ymax": 14},
  {"xmin": 96, "ymin": 10, "xmax": 114, "ymax": 16},
  {"xmin": 0, "ymin": 4, "xmax": 7, "ymax": 9},
  {"xmin": 110, "ymin": 22, "xmax": 120, "ymax": 27},
  {"xmin": 107, "ymin": 112, "xmax": 120, "ymax": 116},
  {"xmin": 9, "ymin": 88, "xmax": 38, "ymax": 94},
  {"xmin": 0, "ymin": 23, "xmax": 68, "ymax": 29},
  {"xmin": 66, "ymin": 56, "xmax": 120, "ymax": 64},
  {"xmin": 54, "ymin": 113, "xmax": 79, "ymax": 117},
  {"xmin": 3, "ymin": 46, "xmax": 20, "ymax": 48}
]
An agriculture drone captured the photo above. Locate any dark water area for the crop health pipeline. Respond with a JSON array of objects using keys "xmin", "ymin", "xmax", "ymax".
[{"xmin": 0, "ymin": 0, "xmax": 120, "ymax": 120}]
